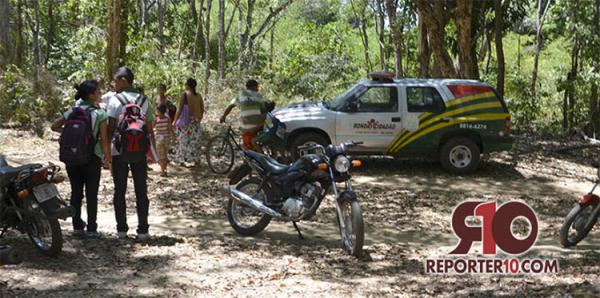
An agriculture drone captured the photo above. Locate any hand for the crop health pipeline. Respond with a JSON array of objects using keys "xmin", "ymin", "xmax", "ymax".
[
  {"xmin": 219, "ymin": 115, "xmax": 226, "ymax": 123},
  {"xmin": 103, "ymin": 156, "xmax": 112, "ymax": 170}
]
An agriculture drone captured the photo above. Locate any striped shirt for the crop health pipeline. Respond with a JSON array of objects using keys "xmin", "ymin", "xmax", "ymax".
[
  {"xmin": 229, "ymin": 90, "xmax": 266, "ymax": 131},
  {"xmin": 155, "ymin": 115, "xmax": 171, "ymax": 138}
]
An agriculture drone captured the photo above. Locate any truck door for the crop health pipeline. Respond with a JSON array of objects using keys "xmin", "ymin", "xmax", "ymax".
[
  {"xmin": 335, "ymin": 85, "xmax": 403, "ymax": 152},
  {"xmin": 386, "ymin": 85, "xmax": 446, "ymax": 154}
]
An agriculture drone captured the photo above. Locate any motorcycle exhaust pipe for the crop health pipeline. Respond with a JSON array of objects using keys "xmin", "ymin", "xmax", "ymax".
[{"xmin": 225, "ymin": 186, "xmax": 284, "ymax": 219}]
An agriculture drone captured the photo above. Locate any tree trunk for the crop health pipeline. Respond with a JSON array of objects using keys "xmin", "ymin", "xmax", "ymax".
[
  {"xmin": 106, "ymin": 0, "xmax": 122, "ymax": 80},
  {"xmin": 456, "ymin": 0, "xmax": 476, "ymax": 79},
  {"xmin": 416, "ymin": 0, "xmax": 457, "ymax": 78},
  {"xmin": 119, "ymin": 0, "xmax": 129, "ymax": 65},
  {"xmin": 531, "ymin": 0, "xmax": 553, "ymax": 97},
  {"xmin": 350, "ymin": 0, "xmax": 372, "ymax": 74},
  {"xmin": 240, "ymin": 0, "xmax": 255, "ymax": 53},
  {"xmin": 204, "ymin": 0, "xmax": 212, "ymax": 96},
  {"xmin": 44, "ymin": 0, "xmax": 54, "ymax": 66},
  {"xmin": 569, "ymin": 40, "xmax": 578, "ymax": 130},
  {"xmin": 192, "ymin": 0, "xmax": 205, "ymax": 67},
  {"xmin": 158, "ymin": 0, "xmax": 165, "ymax": 54},
  {"xmin": 417, "ymin": 13, "xmax": 429, "ymax": 77},
  {"xmin": 385, "ymin": 0, "xmax": 403, "ymax": 77},
  {"xmin": 591, "ymin": 0, "xmax": 600, "ymax": 134},
  {"xmin": 218, "ymin": 0, "xmax": 225, "ymax": 79},
  {"xmin": 374, "ymin": 0, "xmax": 386, "ymax": 71},
  {"xmin": 0, "ymin": 0, "xmax": 9, "ymax": 68},
  {"xmin": 14, "ymin": 0, "xmax": 24, "ymax": 67},
  {"xmin": 32, "ymin": 0, "xmax": 41, "ymax": 69},
  {"xmin": 494, "ymin": 0, "xmax": 506, "ymax": 96}
]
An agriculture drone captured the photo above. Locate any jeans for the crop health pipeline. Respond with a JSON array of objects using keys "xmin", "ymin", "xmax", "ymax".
[
  {"xmin": 112, "ymin": 156, "xmax": 149, "ymax": 234},
  {"xmin": 66, "ymin": 155, "xmax": 102, "ymax": 232}
]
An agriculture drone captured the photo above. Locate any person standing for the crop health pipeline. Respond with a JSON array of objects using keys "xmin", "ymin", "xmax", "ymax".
[
  {"xmin": 155, "ymin": 84, "xmax": 176, "ymax": 121},
  {"xmin": 220, "ymin": 79, "xmax": 267, "ymax": 152},
  {"xmin": 51, "ymin": 79, "xmax": 111, "ymax": 239},
  {"xmin": 106, "ymin": 67, "xmax": 155, "ymax": 241},
  {"xmin": 154, "ymin": 104, "xmax": 173, "ymax": 176},
  {"xmin": 172, "ymin": 78, "xmax": 204, "ymax": 166}
]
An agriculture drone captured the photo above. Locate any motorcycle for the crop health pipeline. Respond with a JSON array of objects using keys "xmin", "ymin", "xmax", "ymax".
[
  {"xmin": 560, "ymin": 161, "xmax": 600, "ymax": 247},
  {"xmin": 224, "ymin": 141, "xmax": 365, "ymax": 256},
  {"xmin": 0, "ymin": 155, "xmax": 72, "ymax": 256}
]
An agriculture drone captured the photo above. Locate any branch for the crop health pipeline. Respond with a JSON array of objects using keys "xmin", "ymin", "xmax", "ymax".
[{"xmin": 249, "ymin": 0, "xmax": 294, "ymax": 42}]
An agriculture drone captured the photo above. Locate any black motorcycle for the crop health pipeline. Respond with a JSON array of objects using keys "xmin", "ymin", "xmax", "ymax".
[
  {"xmin": 0, "ymin": 155, "xmax": 71, "ymax": 256},
  {"xmin": 225, "ymin": 141, "xmax": 365, "ymax": 256}
]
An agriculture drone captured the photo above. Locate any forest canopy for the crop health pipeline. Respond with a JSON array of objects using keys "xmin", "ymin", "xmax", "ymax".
[{"xmin": 0, "ymin": 0, "xmax": 599, "ymax": 135}]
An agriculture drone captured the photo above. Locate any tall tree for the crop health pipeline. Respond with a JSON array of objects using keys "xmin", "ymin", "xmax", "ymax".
[
  {"xmin": 590, "ymin": 0, "xmax": 600, "ymax": 134},
  {"xmin": 417, "ymin": 12, "xmax": 429, "ymax": 77},
  {"xmin": 531, "ymin": 0, "xmax": 553, "ymax": 96},
  {"xmin": 44, "ymin": 0, "xmax": 55, "ymax": 66},
  {"xmin": 456, "ymin": 0, "xmax": 477, "ymax": 79},
  {"xmin": 373, "ymin": 0, "xmax": 386, "ymax": 70},
  {"xmin": 350, "ymin": 0, "xmax": 373, "ymax": 74},
  {"xmin": 204, "ymin": 0, "xmax": 212, "ymax": 96},
  {"xmin": 14, "ymin": 0, "xmax": 24, "ymax": 67},
  {"xmin": 385, "ymin": 0, "xmax": 404, "ymax": 77},
  {"xmin": 158, "ymin": 0, "xmax": 165, "ymax": 54},
  {"xmin": 192, "ymin": 0, "xmax": 205, "ymax": 66},
  {"xmin": 494, "ymin": 0, "xmax": 506, "ymax": 96},
  {"xmin": 0, "ymin": 0, "xmax": 9, "ymax": 68},
  {"xmin": 416, "ymin": 0, "xmax": 457, "ymax": 77},
  {"xmin": 28, "ymin": 0, "xmax": 42, "ymax": 69},
  {"xmin": 119, "ymin": 0, "xmax": 129, "ymax": 65},
  {"xmin": 106, "ymin": 0, "xmax": 122, "ymax": 79},
  {"xmin": 218, "ymin": 0, "xmax": 225, "ymax": 79}
]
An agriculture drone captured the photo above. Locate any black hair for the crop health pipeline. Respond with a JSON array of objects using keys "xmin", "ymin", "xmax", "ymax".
[
  {"xmin": 246, "ymin": 79, "xmax": 259, "ymax": 91},
  {"xmin": 114, "ymin": 66, "xmax": 134, "ymax": 84},
  {"xmin": 186, "ymin": 78, "xmax": 197, "ymax": 95},
  {"xmin": 157, "ymin": 104, "xmax": 167, "ymax": 114},
  {"xmin": 265, "ymin": 100, "xmax": 276, "ymax": 112},
  {"xmin": 158, "ymin": 84, "xmax": 167, "ymax": 90},
  {"xmin": 74, "ymin": 80, "xmax": 99, "ymax": 101}
]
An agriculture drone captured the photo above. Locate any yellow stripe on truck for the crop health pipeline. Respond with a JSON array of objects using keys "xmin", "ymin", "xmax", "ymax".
[
  {"xmin": 392, "ymin": 113, "xmax": 509, "ymax": 153},
  {"xmin": 388, "ymin": 102, "xmax": 503, "ymax": 152}
]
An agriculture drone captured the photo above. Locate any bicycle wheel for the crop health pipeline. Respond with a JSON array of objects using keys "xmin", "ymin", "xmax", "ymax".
[{"xmin": 206, "ymin": 135, "xmax": 235, "ymax": 174}]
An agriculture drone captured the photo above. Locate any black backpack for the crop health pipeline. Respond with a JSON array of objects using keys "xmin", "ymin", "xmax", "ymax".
[{"xmin": 59, "ymin": 106, "xmax": 96, "ymax": 166}]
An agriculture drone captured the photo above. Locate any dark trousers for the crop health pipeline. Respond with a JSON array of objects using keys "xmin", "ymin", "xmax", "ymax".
[
  {"xmin": 112, "ymin": 156, "xmax": 149, "ymax": 234},
  {"xmin": 66, "ymin": 155, "xmax": 102, "ymax": 232}
]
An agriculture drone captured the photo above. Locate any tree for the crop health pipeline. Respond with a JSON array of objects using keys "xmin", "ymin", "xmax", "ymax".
[
  {"xmin": 350, "ymin": 0, "xmax": 373, "ymax": 74},
  {"xmin": 0, "ymin": 0, "xmax": 9, "ymax": 68},
  {"xmin": 218, "ymin": 0, "xmax": 225, "ymax": 79},
  {"xmin": 531, "ymin": 0, "xmax": 553, "ymax": 96},
  {"xmin": 494, "ymin": 0, "xmax": 507, "ymax": 96},
  {"xmin": 372, "ymin": 0, "xmax": 386, "ymax": 71},
  {"xmin": 385, "ymin": 0, "xmax": 404, "ymax": 77},
  {"xmin": 106, "ymin": 0, "xmax": 122, "ymax": 79},
  {"xmin": 455, "ymin": 0, "xmax": 477, "ymax": 79},
  {"xmin": 192, "ymin": 0, "xmax": 205, "ymax": 67},
  {"xmin": 158, "ymin": 0, "xmax": 165, "ymax": 54},
  {"xmin": 204, "ymin": 0, "xmax": 212, "ymax": 96},
  {"xmin": 417, "ymin": 11, "xmax": 429, "ymax": 77},
  {"xmin": 44, "ymin": 0, "xmax": 55, "ymax": 66},
  {"xmin": 415, "ymin": 0, "xmax": 457, "ymax": 78}
]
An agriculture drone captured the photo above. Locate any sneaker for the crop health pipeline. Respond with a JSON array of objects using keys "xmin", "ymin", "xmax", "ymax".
[
  {"xmin": 86, "ymin": 231, "xmax": 101, "ymax": 240},
  {"xmin": 117, "ymin": 231, "xmax": 128, "ymax": 239},
  {"xmin": 72, "ymin": 229, "xmax": 86, "ymax": 239},
  {"xmin": 136, "ymin": 233, "xmax": 150, "ymax": 241}
]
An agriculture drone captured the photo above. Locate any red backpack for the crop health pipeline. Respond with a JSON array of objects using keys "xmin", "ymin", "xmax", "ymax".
[{"xmin": 113, "ymin": 94, "xmax": 149, "ymax": 163}]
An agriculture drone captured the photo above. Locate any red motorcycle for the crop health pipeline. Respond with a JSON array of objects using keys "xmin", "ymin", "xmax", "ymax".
[{"xmin": 560, "ymin": 162, "xmax": 600, "ymax": 247}]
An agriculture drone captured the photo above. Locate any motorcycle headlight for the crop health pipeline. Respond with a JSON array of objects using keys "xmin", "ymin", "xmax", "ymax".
[{"xmin": 334, "ymin": 156, "xmax": 351, "ymax": 173}]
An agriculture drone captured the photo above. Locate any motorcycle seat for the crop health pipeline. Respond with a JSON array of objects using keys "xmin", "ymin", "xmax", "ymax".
[
  {"xmin": 0, "ymin": 156, "xmax": 41, "ymax": 181},
  {"xmin": 245, "ymin": 151, "xmax": 290, "ymax": 175}
]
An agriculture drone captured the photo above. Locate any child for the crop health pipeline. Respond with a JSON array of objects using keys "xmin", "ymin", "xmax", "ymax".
[{"xmin": 154, "ymin": 104, "xmax": 172, "ymax": 176}]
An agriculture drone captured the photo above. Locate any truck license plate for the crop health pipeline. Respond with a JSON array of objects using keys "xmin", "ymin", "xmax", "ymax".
[{"xmin": 32, "ymin": 183, "xmax": 59, "ymax": 203}]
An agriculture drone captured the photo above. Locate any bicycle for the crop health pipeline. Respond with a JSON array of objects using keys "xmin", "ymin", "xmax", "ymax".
[{"xmin": 206, "ymin": 125, "xmax": 291, "ymax": 174}]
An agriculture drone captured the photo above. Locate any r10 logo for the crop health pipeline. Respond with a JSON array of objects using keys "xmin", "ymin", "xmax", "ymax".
[{"xmin": 450, "ymin": 201, "xmax": 538, "ymax": 255}]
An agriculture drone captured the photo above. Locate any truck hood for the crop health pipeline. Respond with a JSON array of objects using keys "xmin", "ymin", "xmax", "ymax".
[{"xmin": 273, "ymin": 102, "xmax": 332, "ymax": 122}]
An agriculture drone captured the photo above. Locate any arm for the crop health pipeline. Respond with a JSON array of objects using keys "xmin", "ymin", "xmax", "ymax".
[
  {"xmin": 50, "ymin": 118, "xmax": 65, "ymax": 133},
  {"xmin": 220, "ymin": 104, "xmax": 235, "ymax": 123},
  {"xmin": 172, "ymin": 93, "xmax": 185, "ymax": 125},
  {"xmin": 99, "ymin": 121, "xmax": 112, "ymax": 169},
  {"xmin": 198, "ymin": 95, "xmax": 205, "ymax": 122}
]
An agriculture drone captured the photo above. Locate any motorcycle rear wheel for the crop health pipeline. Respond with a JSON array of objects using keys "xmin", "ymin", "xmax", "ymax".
[
  {"xmin": 337, "ymin": 200, "xmax": 364, "ymax": 257},
  {"xmin": 560, "ymin": 203, "xmax": 598, "ymax": 248},
  {"xmin": 227, "ymin": 177, "xmax": 272, "ymax": 236}
]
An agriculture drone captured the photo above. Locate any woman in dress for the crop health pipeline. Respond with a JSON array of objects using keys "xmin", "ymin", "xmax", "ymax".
[{"xmin": 172, "ymin": 78, "xmax": 204, "ymax": 166}]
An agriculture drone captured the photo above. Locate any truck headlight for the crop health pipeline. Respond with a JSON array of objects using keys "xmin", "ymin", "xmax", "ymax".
[{"xmin": 334, "ymin": 156, "xmax": 351, "ymax": 173}]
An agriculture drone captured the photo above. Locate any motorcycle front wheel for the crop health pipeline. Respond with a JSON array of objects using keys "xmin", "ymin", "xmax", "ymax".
[
  {"xmin": 227, "ymin": 177, "xmax": 272, "ymax": 236},
  {"xmin": 560, "ymin": 203, "xmax": 598, "ymax": 248},
  {"xmin": 337, "ymin": 200, "xmax": 364, "ymax": 257},
  {"xmin": 24, "ymin": 199, "xmax": 63, "ymax": 257}
]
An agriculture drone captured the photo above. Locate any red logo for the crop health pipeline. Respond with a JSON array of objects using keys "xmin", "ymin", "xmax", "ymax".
[{"xmin": 450, "ymin": 201, "xmax": 538, "ymax": 255}]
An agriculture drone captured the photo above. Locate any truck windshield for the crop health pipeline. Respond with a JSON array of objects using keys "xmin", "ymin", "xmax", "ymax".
[{"xmin": 325, "ymin": 84, "xmax": 366, "ymax": 111}]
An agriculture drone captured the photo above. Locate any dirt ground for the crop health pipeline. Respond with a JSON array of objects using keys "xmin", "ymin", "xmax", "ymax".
[{"xmin": 0, "ymin": 127, "xmax": 599, "ymax": 297}]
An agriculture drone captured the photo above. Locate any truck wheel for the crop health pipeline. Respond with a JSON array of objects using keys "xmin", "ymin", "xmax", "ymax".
[
  {"xmin": 440, "ymin": 137, "xmax": 480, "ymax": 174},
  {"xmin": 290, "ymin": 132, "xmax": 329, "ymax": 159}
]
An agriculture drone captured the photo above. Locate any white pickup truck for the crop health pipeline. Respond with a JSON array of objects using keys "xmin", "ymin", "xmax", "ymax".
[{"xmin": 273, "ymin": 73, "xmax": 512, "ymax": 174}]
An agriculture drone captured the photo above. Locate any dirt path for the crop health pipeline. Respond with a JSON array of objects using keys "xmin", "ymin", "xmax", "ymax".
[{"xmin": 0, "ymin": 128, "xmax": 599, "ymax": 297}]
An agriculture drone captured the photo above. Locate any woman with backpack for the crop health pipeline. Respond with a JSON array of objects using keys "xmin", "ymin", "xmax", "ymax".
[
  {"xmin": 51, "ymin": 79, "xmax": 111, "ymax": 239},
  {"xmin": 172, "ymin": 78, "xmax": 204, "ymax": 166}
]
